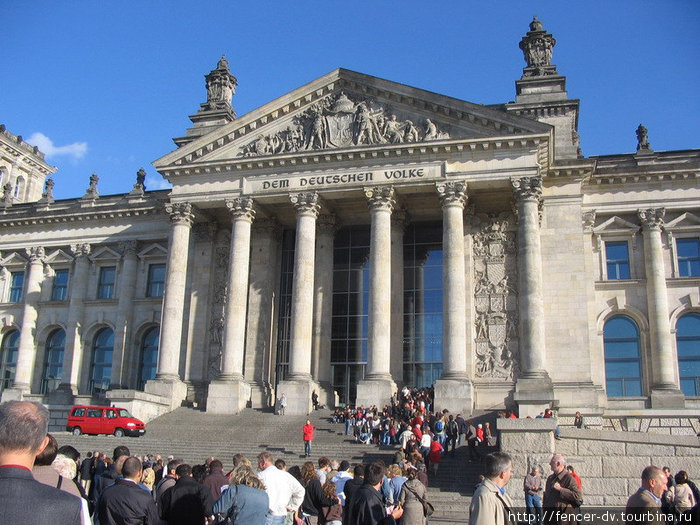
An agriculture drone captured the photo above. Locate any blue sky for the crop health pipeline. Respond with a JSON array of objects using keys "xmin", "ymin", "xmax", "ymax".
[{"xmin": 2, "ymin": 1, "xmax": 698, "ymax": 200}]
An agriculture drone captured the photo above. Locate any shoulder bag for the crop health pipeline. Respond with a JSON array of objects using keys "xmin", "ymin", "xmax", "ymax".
[{"xmin": 404, "ymin": 483, "xmax": 434, "ymax": 517}]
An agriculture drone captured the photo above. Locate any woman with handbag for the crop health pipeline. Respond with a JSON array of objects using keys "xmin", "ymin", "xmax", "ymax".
[{"xmin": 398, "ymin": 467, "xmax": 431, "ymax": 525}]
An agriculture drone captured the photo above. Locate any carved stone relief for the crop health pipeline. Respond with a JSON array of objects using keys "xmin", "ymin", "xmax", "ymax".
[
  {"xmin": 472, "ymin": 213, "xmax": 520, "ymax": 380},
  {"xmin": 207, "ymin": 234, "xmax": 230, "ymax": 379},
  {"xmin": 239, "ymin": 92, "xmax": 450, "ymax": 157}
]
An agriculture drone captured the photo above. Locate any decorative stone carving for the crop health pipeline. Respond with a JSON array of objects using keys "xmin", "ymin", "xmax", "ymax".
[
  {"xmin": 472, "ymin": 213, "xmax": 519, "ymax": 380},
  {"xmin": 365, "ymin": 186, "xmax": 395, "ymax": 211},
  {"xmin": 638, "ymin": 208, "xmax": 665, "ymax": 231},
  {"xmin": 290, "ymin": 192, "xmax": 321, "ymax": 217},
  {"xmin": 636, "ymin": 124, "xmax": 652, "ymax": 152},
  {"xmin": 41, "ymin": 177, "xmax": 54, "ymax": 203},
  {"xmin": 519, "ymin": 16, "xmax": 558, "ymax": 77},
  {"xmin": 70, "ymin": 243, "xmax": 91, "ymax": 258},
  {"xmin": 25, "ymin": 246, "xmax": 45, "ymax": 263},
  {"xmin": 118, "ymin": 240, "xmax": 139, "ymax": 256},
  {"xmin": 165, "ymin": 202, "xmax": 194, "ymax": 225},
  {"xmin": 208, "ymin": 239, "xmax": 230, "ymax": 379},
  {"xmin": 436, "ymin": 181, "xmax": 467, "ymax": 208},
  {"xmin": 511, "ymin": 177, "xmax": 543, "ymax": 202},
  {"xmin": 239, "ymin": 92, "xmax": 449, "ymax": 157},
  {"xmin": 204, "ymin": 56, "xmax": 237, "ymax": 113},
  {"xmin": 225, "ymin": 197, "xmax": 256, "ymax": 222},
  {"xmin": 316, "ymin": 213, "xmax": 337, "ymax": 234},
  {"xmin": 2, "ymin": 183, "xmax": 13, "ymax": 208},
  {"xmin": 582, "ymin": 211, "xmax": 596, "ymax": 232},
  {"xmin": 83, "ymin": 173, "xmax": 99, "ymax": 199}
]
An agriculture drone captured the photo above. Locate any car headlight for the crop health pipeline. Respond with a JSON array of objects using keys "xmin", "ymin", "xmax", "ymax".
[{"xmin": 126, "ymin": 423, "xmax": 136, "ymax": 427}]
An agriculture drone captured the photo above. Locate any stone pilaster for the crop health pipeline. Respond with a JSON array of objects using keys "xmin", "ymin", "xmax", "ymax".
[
  {"xmin": 313, "ymin": 213, "xmax": 336, "ymax": 407},
  {"xmin": 390, "ymin": 209, "xmax": 406, "ymax": 384},
  {"xmin": 277, "ymin": 192, "xmax": 321, "ymax": 415},
  {"xmin": 434, "ymin": 181, "xmax": 473, "ymax": 414},
  {"xmin": 145, "ymin": 202, "xmax": 193, "ymax": 409},
  {"xmin": 638, "ymin": 208, "xmax": 685, "ymax": 408},
  {"xmin": 11, "ymin": 247, "xmax": 45, "ymax": 393},
  {"xmin": 511, "ymin": 177, "xmax": 555, "ymax": 417},
  {"xmin": 356, "ymin": 186, "xmax": 397, "ymax": 407},
  {"xmin": 110, "ymin": 241, "xmax": 139, "ymax": 389},
  {"xmin": 207, "ymin": 197, "xmax": 255, "ymax": 414}
]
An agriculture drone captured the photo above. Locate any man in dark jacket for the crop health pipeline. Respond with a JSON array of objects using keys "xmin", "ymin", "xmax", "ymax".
[
  {"xmin": 543, "ymin": 454, "xmax": 582, "ymax": 524},
  {"xmin": 202, "ymin": 459, "xmax": 227, "ymax": 502},
  {"xmin": 160, "ymin": 463, "xmax": 214, "ymax": 525},
  {"xmin": 98, "ymin": 456, "xmax": 159, "ymax": 525},
  {"xmin": 342, "ymin": 464, "xmax": 365, "ymax": 524},
  {"xmin": 94, "ymin": 444, "xmax": 130, "ymax": 503},
  {"xmin": 345, "ymin": 462, "xmax": 403, "ymax": 525}
]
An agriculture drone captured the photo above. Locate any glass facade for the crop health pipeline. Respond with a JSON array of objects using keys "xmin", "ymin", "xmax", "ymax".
[
  {"xmin": 676, "ymin": 312, "xmax": 700, "ymax": 396},
  {"xmin": 41, "ymin": 329, "xmax": 65, "ymax": 394},
  {"xmin": 604, "ymin": 316, "xmax": 642, "ymax": 396},
  {"xmin": 0, "ymin": 330, "xmax": 19, "ymax": 391},
  {"xmin": 139, "ymin": 326, "xmax": 159, "ymax": 388},
  {"xmin": 89, "ymin": 328, "xmax": 114, "ymax": 396},
  {"xmin": 274, "ymin": 230, "xmax": 296, "ymax": 383}
]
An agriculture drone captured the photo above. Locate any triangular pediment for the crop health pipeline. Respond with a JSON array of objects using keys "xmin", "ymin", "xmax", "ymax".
[
  {"xmin": 44, "ymin": 249, "xmax": 74, "ymax": 265},
  {"xmin": 90, "ymin": 246, "xmax": 121, "ymax": 261},
  {"xmin": 593, "ymin": 216, "xmax": 639, "ymax": 234},
  {"xmin": 0, "ymin": 251, "xmax": 28, "ymax": 267},
  {"xmin": 138, "ymin": 243, "xmax": 167, "ymax": 259},
  {"xmin": 665, "ymin": 212, "xmax": 700, "ymax": 230},
  {"xmin": 154, "ymin": 69, "xmax": 551, "ymax": 170}
]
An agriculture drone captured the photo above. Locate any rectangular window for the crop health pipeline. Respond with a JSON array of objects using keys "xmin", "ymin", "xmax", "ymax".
[
  {"xmin": 677, "ymin": 238, "xmax": 700, "ymax": 277},
  {"xmin": 51, "ymin": 269, "xmax": 69, "ymax": 301},
  {"xmin": 146, "ymin": 263, "xmax": 166, "ymax": 298},
  {"xmin": 97, "ymin": 266, "xmax": 116, "ymax": 299},
  {"xmin": 605, "ymin": 241, "xmax": 631, "ymax": 280},
  {"xmin": 9, "ymin": 272, "xmax": 24, "ymax": 302}
]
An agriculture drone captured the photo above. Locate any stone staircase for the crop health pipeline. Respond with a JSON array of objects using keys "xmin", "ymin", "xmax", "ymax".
[{"xmin": 55, "ymin": 407, "xmax": 483, "ymax": 523}]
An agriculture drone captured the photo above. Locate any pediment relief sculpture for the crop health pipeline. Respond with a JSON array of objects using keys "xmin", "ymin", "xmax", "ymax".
[{"xmin": 238, "ymin": 92, "xmax": 450, "ymax": 158}]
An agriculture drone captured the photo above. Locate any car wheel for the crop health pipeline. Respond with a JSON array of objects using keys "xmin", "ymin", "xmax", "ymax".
[
  {"xmin": 114, "ymin": 428, "xmax": 124, "ymax": 438},
  {"xmin": 72, "ymin": 427, "xmax": 82, "ymax": 436}
]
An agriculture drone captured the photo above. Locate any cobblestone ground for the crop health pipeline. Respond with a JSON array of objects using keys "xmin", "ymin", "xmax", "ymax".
[{"xmin": 56, "ymin": 407, "xmax": 486, "ymax": 522}]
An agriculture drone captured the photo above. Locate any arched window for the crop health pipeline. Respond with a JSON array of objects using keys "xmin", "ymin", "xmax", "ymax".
[
  {"xmin": 676, "ymin": 313, "xmax": 700, "ymax": 396},
  {"xmin": 604, "ymin": 316, "xmax": 643, "ymax": 397},
  {"xmin": 0, "ymin": 330, "xmax": 19, "ymax": 391},
  {"xmin": 41, "ymin": 329, "xmax": 65, "ymax": 394},
  {"xmin": 89, "ymin": 328, "xmax": 114, "ymax": 396},
  {"xmin": 139, "ymin": 326, "xmax": 159, "ymax": 389}
]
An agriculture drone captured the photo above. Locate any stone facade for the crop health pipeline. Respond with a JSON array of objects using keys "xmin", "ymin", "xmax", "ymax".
[{"xmin": 0, "ymin": 20, "xmax": 698, "ymax": 421}]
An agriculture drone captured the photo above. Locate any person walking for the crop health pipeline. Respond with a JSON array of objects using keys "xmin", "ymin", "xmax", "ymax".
[
  {"xmin": 303, "ymin": 419, "xmax": 315, "ymax": 457},
  {"xmin": 399, "ymin": 466, "xmax": 429, "ymax": 525}
]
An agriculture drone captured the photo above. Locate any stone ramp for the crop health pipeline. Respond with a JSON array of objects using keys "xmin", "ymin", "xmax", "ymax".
[{"xmin": 55, "ymin": 407, "xmax": 482, "ymax": 521}]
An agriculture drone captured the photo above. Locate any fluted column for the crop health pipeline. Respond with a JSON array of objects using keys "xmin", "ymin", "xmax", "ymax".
[
  {"xmin": 511, "ymin": 177, "xmax": 553, "ymax": 417},
  {"xmin": 13, "ymin": 247, "xmax": 45, "ymax": 392},
  {"xmin": 156, "ymin": 202, "xmax": 193, "ymax": 380},
  {"xmin": 639, "ymin": 208, "xmax": 684, "ymax": 407},
  {"xmin": 437, "ymin": 181, "xmax": 469, "ymax": 379},
  {"xmin": 61, "ymin": 243, "xmax": 91, "ymax": 393},
  {"xmin": 111, "ymin": 241, "xmax": 139, "ymax": 388},
  {"xmin": 287, "ymin": 192, "xmax": 321, "ymax": 379}
]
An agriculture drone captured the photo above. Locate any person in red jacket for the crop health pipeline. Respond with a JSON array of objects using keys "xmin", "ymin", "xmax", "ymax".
[
  {"xmin": 303, "ymin": 419, "xmax": 315, "ymax": 457},
  {"xmin": 427, "ymin": 435, "xmax": 443, "ymax": 476}
]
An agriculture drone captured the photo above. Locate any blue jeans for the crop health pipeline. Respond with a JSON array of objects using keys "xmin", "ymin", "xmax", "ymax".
[
  {"xmin": 525, "ymin": 493, "xmax": 542, "ymax": 524},
  {"xmin": 304, "ymin": 440, "xmax": 312, "ymax": 455},
  {"xmin": 265, "ymin": 514, "xmax": 285, "ymax": 525},
  {"xmin": 345, "ymin": 418, "xmax": 355, "ymax": 435},
  {"xmin": 381, "ymin": 431, "xmax": 391, "ymax": 445}
]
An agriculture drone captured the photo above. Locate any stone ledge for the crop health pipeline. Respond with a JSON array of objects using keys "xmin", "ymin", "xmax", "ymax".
[
  {"xmin": 560, "ymin": 427, "xmax": 700, "ymax": 446},
  {"xmin": 496, "ymin": 418, "xmax": 557, "ymax": 432}
]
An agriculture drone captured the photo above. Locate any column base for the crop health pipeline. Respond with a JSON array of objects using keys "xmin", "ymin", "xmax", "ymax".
[
  {"xmin": 355, "ymin": 377, "xmax": 396, "ymax": 409},
  {"xmin": 434, "ymin": 378, "xmax": 474, "ymax": 415},
  {"xmin": 276, "ymin": 379, "xmax": 319, "ymax": 415},
  {"xmin": 650, "ymin": 388, "xmax": 686, "ymax": 409},
  {"xmin": 206, "ymin": 378, "xmax": 251, "ymax": 414},
  {"xmin": 144, "ymin": 377, "xmax": 188, "ymax": 410},
  {"xmin": 0, "ymin": 387, "xmax": 28, "ymax": 402},
  {"xmin": 514, "ymin": 374, "xmax": 556, "ymax": 418}
]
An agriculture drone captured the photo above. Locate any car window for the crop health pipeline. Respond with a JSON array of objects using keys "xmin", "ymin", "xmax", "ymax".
[
  {"xmin": 72, "ymin": 408, "xmax": 85, "ymax": 417},
  {"xmin": 87, "ymin": 409, "xmax": 103, "ymax": 418},
  {"xmin": 106, "ymin": 409, "xmax": 117, "ymax": 419},
  {"xmin": 117, "ymin": 409, "xmax": 133, "ymax": 418}
]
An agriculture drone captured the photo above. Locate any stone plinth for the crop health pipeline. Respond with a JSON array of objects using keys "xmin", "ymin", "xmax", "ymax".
[
  {"xmin": 277, "ymin": 379, "xmax": 318, "ymax": 415},
  {"xmin": 206, "ymin": 379, "xmax": 251, "ymax": 414},
  {"xmin": 355, "ymin": 377, "xmax": 396, "ymax": 409},
  {"xmin": 144, "ymin": 377, "xmax": 188, "ymax": 410},
  {"xmin": 434, "ymin": 378, "xmax": 473, "ymax": 415},
  {"xmin": 106, "ymin": 389, "xmax": 171, "ymax": 423},
  {"xmin": 650, "ymin": 389, "xmax": 686, "ymax": 409},
  {"xmin": 514, "ymin": 377, "xmax": 557, "ymax": 418}
]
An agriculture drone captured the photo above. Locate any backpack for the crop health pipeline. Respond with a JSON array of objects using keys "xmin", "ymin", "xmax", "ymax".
[{"xmin": 435, "ymin": 420, "xmax": 444, "ymax": 432}]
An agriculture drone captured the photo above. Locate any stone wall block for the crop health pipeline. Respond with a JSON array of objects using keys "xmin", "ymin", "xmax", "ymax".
[
  {"xmin": 648, "ymin": 427, "xmax": 671, "ymax": 435},
  {"xmin": 675, "ymin": 446, "xmax": 700, "ymax": 457},
  {"xmin": 625, "ymin": 443, "xmax": 662, "ymax": 456},
  {"xmin": 554, "ymin": 438, "xmax": 577, "ymax": 456},
  {"xmin": 585, "ymin": 495, "xmax": 606, "ymax": 506},
  {"xmin": 577, "ymin": 439, "xmax": 625, "ymax": 456},
  {"xmin": 652, "ymin": 456, "xmax": 700, "ymax": 473},
  {"xmin": 583, "ymin": 477, "xmax": 627, "ymax": 497},
  {"xmin": 602, "ymin": 457, "xmax": 651, "ymax": 478},
  {"xmin": 659, "ymin": 418, "xmax": 680, "ymax": 426},
  {"xmin": 603, "ymin": 495, "xmax": 631, "ymax": 507},
  {"xmin": 670, "ymin": 427, "xmax": 695, "ymax": 436},
  {"xmin": 568, "ymin": 456, "xmax": 602, "ymax": 477}
]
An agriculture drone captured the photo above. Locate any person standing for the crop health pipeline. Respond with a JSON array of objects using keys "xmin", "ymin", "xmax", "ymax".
[
  {"xmin": 257, "ymin": 452, "xmax": 305, "ymax": 525},
  {"xmin": 279, "ymin": 393, "xmax": 287, "ymax": 415},
  {"xmin": 524, "ymin": 466, "xmax": 543, "ymax": 525},
  {"xmin": 399, "ymin": 466, "xmax": 429, "ymax": 525},
  {"xmin": 345, "ymin": 461, "xmax": 403, "ymax": 525},
  {"xmin": 468, "ymin": 452, "xmax": 516, "ymax": 525},
  {"xmin": 98, "ymin": 456, "xmax": 159, "ymax": 525},
  {"xmin": 312, "ymin": 391, "xmax": 319, "ymax": 411},
  {"xmin": 542, "ymin": 454, "xmax": 582, "ymax": 524},
  {"xmin": 213, "ymin": 465, "xmax": 269, "ymax": 525},
  {"xmin": 303, "ymin": 419, "xmax": 315, "ymax": 457},
  {"xmin": 625, "ymin": 466, "xmax": 667, "ymax": 525},
  {"xmin": 159, "ymin": 463, "xmax": 214, "ymax": 525}
]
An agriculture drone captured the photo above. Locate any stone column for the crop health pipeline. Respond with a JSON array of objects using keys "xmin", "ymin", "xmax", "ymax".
[
  {"xmin": 277, "ymin": 192, "xmax": 321, "ymax": 415},
  {"xmin": 313, "ymin": 213, "xmax": 336, "ymax": 407},
  {"xmin": 59, "ymin": 243, "xmax": 91, "ymax": 395},
  {"xmin": 10, "ymin": 247, "xmax": 45, "ymax": 393},
  {"xmin": 207, "ymin": 198, "xmax": 255, "ymax": 414},
  {"xmin": 110, "ymin": 241, "xmax": 139, "ymax": 389},
  {"xmin": 356, "ymin": 186, "xmax": 397, "ymax": 407},
  {"xmin": 390, "ymin": 209, "xmax": 406, "ymax": 384},
  {"xmin": 638, "ymin": 208, "xmax": 685, "ymax": 408},
  {"xmin": 511, "ymin": 177, "xmax": 554, "ymax": 417},
  {"xmin": 144, "ymin": 202, "xmax": 192, "ymax": 409},
  {"xmin": 434, "ymin": 181, "xmax": 473, "ymax": 414}
]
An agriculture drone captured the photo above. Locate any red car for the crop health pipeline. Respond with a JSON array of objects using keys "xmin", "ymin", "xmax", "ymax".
[{"xmin": 66, "ymin": 405, "xmax": 146, "ymax": 437}]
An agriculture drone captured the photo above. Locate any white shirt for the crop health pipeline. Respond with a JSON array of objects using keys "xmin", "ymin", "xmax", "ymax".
[
  {"xmin": 420, "ymin": 434, "xmax": 432, "ymax": 448},
  {"xmin": 331, "ymin": 471, "xmax": 353, "ymax": 506},
  {"xmin": 258, "ymin": 465, "xmax": 305, "ymax": 516}
]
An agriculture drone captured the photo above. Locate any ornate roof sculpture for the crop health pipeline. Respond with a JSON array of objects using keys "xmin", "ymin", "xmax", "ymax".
[
  {"xmin": 519, "ymin": 16, "xmax": 558, "ymax": 77},
  {"xmin": 204, "ymin": 55, "xmax": 238, "ymax": 114}
]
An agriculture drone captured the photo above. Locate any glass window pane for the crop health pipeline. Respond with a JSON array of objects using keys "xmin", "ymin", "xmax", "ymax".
[
  {"xmin": 606, "ymin": 379, "xmax": 623, "ymax": 397},
  {"xmin": 604, "ymin": 316, "xmax": 642, "ymax": 397},
  {"xmin": 146, "ymin": 264, "xmax": 166, "ymax": 297},
  {"xmin": 9, "ymin": 272, "xmax": 24, "ymax": 302},
  {"xmin": 605, "ymin": 341, "xmax": 640, "ymax": 359},
  {"xmin": 51, "ymin": 270, "xmax": 69, "ymax": 301},
  {"xmin": 605, "ymin": 360, "xmax": 641, "ymax": 378},
  {"xmin": 98, "ymin": 266, "xmax": 116, "ymax": 299}
]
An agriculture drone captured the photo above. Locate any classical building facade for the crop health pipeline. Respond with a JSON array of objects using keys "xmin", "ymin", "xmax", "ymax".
[{"xmin": 0, "ymin": 19, "xmax": 698, "ymax": 419}]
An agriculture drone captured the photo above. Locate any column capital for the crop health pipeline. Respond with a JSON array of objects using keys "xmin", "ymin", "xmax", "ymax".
[
  {"xmin": 165, "ymin": 202, "xmax": 194, "ymax": 225},
  {"xmin": 317, "ymin": 213, "xmax": 338, "ymax": 234},
  {"xmin": 638, "ymin": 207, "xmax": 665, "ymax": 231},
  {"xmin": 511, "ymin": 176, "xmax": 543, "ymax": 203},
  {"xmin": 582, "ymin": 210, "xmax": 596, "ymax": 232},
  {"xmin": 436, "ymin": 181, "xmax": 468, "ymax": 208},
  {"xmin": 25, "ymin": 246, "xmax": 45, "ymax": 263},
  {"xmin": 226, "ymin": 197, "xmax": 256, "ymax": 222},
  {"xmin": 118, "ymin": 240, "xmax": 139, "ymax": 256},
  {"xmin": 364, "ymin": 185, "xmax": 395, "ymax": 212},
  {"xmin": 70, "ymin": 243, "xmax": 91, "ymax": 258},
  {"xmin": 290, "ymin": 192, "xmax": 321, "ymax": 217}
]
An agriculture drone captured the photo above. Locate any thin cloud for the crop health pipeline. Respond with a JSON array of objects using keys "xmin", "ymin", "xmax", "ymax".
[
  {"xmin": 145, "ymin": 175, "xmax": 172, "ymax": 190},
  {"xmin": 27, "ymin": 132, "xmax": 87, "ymax": 160}
]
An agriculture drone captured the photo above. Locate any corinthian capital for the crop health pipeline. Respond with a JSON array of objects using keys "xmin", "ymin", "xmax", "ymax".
[
  {"xmin": 225, "ymin": 197, "xmax": 256, "ymax": 222},
  {"xmin": 638, "ymin": 208, "xmax": 665, "ymax": 231},
  {"xmin": 119, "ymin": 240, "xmax": 139, "ymax": 256},
  {"xmin": 165, "ymin": 202, "xmax": 194, "ymax": 225},
  {"xmin": 364, "ymin": 186, "xmax": 395, "ymax": 212},
  {"xmin": 511, "ymin": 177, "xmax": 543, "ymax": 203},
  {"xmin": 25, "ymin": 246, "xmax": 45, "ymax": 263},
  {"xmin": 436, "ymin": 181, "xmax": 467, "ymax": 208},
  {"xmin": 290, "ymin": 192, "xmax": 321, "ymax": 217},
  {"xmin": 70, "ymin": 243, "xmax": 91, "ymax": 258}
]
